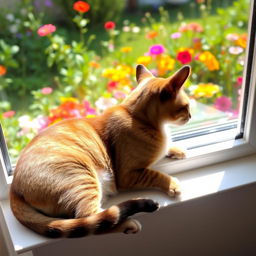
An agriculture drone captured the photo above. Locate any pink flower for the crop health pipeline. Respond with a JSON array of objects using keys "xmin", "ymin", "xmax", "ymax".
[
  {"xmin": 237, "ymin": 77, "xmax": 243, "ymax": 86},
  {"xmin": 3, "ymin": 110, "xmax": 15, "ymax": 118},
  {"xmin": 84, "ymin": 100, "xmax": 96, "ymax": 115},
  {"xmin": 113, "ymin": 91, "xmax": 127, "ymax": 99},
  {"xmin": 149, "ymin": 44, "xmax": 165, "ymax": 55},
  {"xmin": 41, "ymin": 87, "xmax": 53, "ymax": 95},
  {"xmin": 177, "ymin": 50, "xmax": 192, "ymax": 64},
  {"xmin": 171, "ymin": 32, "xmax": 181, "ymax": 39},
  {"xmin": 37, "ymin": 24, "xmax": 56, "ymax": 37},
  {"xmin": 214, "ymin": 96, "xmax": 232, "ymax": 112}
]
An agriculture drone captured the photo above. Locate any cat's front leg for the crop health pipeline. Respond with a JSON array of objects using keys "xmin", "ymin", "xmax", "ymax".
[{"xmin": 118, "ymin": 168, "xmax": 181, "ymax": 198}]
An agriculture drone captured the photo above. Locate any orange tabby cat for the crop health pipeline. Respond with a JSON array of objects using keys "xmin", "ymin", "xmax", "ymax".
[{"xmin": 10, "ymin": 64, "xmax": 191, "ymax": 238}]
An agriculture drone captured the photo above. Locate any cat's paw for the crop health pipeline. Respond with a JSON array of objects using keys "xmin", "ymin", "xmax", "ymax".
[
  {"xmin": 168, "ymin": 176, "xmax": 181, "ymax": 197},
  {"xmin": 123, "ymin": 219, "xmax": 142, "ymax": 234},
  {"xmin": 166, "ymin": 146, "xmax": 186, "ymax": 160}
]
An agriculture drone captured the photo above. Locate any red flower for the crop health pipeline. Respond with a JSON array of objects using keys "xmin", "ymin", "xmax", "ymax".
[
  {"xmin": 104, "ymin": 21, "xmax": 116, "ymax": 30},
  {"xmin": 177, "ymin": 51, "xmax": 192, "ymax": 64},
  {"xmin": 37, "ymin": 24, "xmax": 56, "ymax": 37},
  {"xmin": 73, "ymin": 1, "xmax": 90, "ymax": 13}
]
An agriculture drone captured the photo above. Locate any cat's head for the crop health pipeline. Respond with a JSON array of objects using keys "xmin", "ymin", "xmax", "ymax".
[{"xmin": 123, "ymin": 64, "xmax": 191, "ymax": 126}]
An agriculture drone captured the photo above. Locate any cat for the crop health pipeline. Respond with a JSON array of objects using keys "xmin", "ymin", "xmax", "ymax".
[{"xmin": 10, "ymin": 64, "xmax": 191, "ymax": 238}]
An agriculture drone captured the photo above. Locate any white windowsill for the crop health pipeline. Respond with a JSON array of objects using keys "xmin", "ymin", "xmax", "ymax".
[{"xmin": 1, "ymin": 153, "xmax": 256, "ymax": 254}]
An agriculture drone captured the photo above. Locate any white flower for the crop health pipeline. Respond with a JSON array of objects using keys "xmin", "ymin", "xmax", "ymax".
[
  {"xmin": 9, "ymin": 24, "xmax": 18, "ymax": 34},
  {"xmin": 228, "ymin": 46, "xmax": 243, "ymax": 55},
  {"xmin": 6, "ymin": 14, "xmax": 14, "ymax": 21},
  {"xmin": 132, "ymin": 26, "xmax": 140, "ymax": 33},
  {"xmin": 95, "ymin": 97, "xmax": 117, "ymax": 112}
]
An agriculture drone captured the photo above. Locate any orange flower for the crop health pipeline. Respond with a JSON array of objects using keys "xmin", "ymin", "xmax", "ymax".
[
  {"xmin": 137, "ymin": 56, "xmax": 152, "ymax": 66},
  {"xmin": 0, "ymin": 65, "xmax": 7, "ymax": 76},
  {"xmin": 236, "ymin": 34, "xmax": 247, "ymax": 49},
  {"xmin": 120, "ymin": 47, "xmax": 133, "ymax": 53},
  {"xmin": 73, "ymin": 1, "xmax": 90, "ymax": 13},
  {"xmin": 89, "ymin": 61, "xmax": 100, "ymax": 68},
  {"xmin": 179, "ymin": 22, "xmax": 203, "ymax": 33},
  {"xmin": 198, "ymin": 51, "xmax": 219, "ymax": 71},
  {"xmin": 146, "ymin": 31, "xmax": 158, "ymax": 39}
]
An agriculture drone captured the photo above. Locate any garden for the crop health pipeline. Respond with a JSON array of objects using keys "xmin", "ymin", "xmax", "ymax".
[{"xmin": 0, "ymin": 0, "xmax": 250, "ymax": 161}]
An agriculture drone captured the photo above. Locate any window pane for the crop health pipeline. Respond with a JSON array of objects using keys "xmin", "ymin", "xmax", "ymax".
[{"xmin": 0, "ymin": 0, "xmax": 251, "ymax": 166}]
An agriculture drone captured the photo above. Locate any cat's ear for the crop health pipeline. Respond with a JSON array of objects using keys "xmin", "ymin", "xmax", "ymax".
[
  {"xmin": 160, "ymin": 66, "xmax": 191, "ymax": 101},
  {"xmin": 136, "ymin": 64, "xmax": 154, "ymax": 83},
  {"xmin": 169, "ymin": 65, "xmax": 191, "ymax": 91}
]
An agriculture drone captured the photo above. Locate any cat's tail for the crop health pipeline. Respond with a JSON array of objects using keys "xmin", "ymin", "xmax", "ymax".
[{"xmin": 10, "ymin": 190, "xmax": 159, "ymax": 238}]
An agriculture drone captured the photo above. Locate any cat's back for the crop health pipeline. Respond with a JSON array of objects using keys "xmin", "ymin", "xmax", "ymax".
[{"xmin": 14, "ymin": 117, "xmax": 109, "ymax": 177}]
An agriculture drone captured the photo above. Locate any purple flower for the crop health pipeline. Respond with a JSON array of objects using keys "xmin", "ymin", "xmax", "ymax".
[
  {"xmin": 44, "ymin": 0, "xmax": 53, "ymax": 7},
  {"xmin": 149, "ymin": 44, "xmax": 165, "ymax": 55}
]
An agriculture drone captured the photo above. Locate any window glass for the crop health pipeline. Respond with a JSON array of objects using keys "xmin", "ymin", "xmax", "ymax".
[{"xmin": 0, "ymin": 0, "xmax": 250, "ymax": 164}]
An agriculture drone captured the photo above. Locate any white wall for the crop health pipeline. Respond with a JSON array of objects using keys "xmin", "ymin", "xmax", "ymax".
[{"xmin": 32, "ymin": 183, "xmax": 256, "ymax": 256}]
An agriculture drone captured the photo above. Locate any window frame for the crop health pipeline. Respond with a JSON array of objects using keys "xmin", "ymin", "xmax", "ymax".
[{"xmin": 0, "ymin": 0, "xmax": 256, "ymax": 200}]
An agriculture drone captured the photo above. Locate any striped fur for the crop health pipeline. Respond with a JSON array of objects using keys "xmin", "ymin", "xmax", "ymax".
[{"xmin": 10, "ymin": 65, "xmax": 191, "ymax": 237}]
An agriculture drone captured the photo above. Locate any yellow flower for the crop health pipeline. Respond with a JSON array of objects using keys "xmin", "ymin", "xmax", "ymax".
[
  {"xmin": 157, "ymin": 55, "xmax": 175, "ymax": 76},
  {"xmin": 198, "ymin": 51, "xmax": 219, "ymax": 71},
  {"xmin": 120, "ymin": 47, "xmax": 133, "ymax": 53},
  {"xmin": 60, "ymin": 97, "xmax": 78, "ymax": 103},
  {"xmin": 192, "ymin": 83, "xmax": 220, "ymax": 98},
  {"xmin": 178, "ymin": 47, "xmax": 195, "ymax": 56},
  {"xmin": 137, "ymin": 56, "xmax": 152, "ymax": 66},
  {"xmin": 102, "ymin": 65, "xmax": 133, "ymax": 86}
]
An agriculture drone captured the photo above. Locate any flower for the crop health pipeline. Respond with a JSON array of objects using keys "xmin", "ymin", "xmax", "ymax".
[
  {"xmin": 37, "ymin": 24, "xmax": 56, "ymax": 37},
  {"xmin": 191, "ymin": 83, "xmax": 220, "ymax": 98},
  {"xmin": 113, "ymin": 90, "xmax": 127, "ymax": 99},
  {"xmin": 123, "ymin": 26, "xmax": 130, "ymax": 32},
  {"xmin": 226, "ymin": 33, "xmax": 239, "ymax": 41},
  {"xmin": 137, "ymin": 56, "xmax": 152, "ymax": 66},
  {"xmin": 0, "ymin": 65, "xmax": 7, "ymax": 76},
  {"xmin": 236, "ymin": 34, "xmax": 247, "ymax": 48},
  {"xmin": 198, "ymin": 51, "xmax": 219, "ymax": 71},
  {"xmin": 104, "ymin": 21, "xmax": 116, "ymax": 30},
  {"xmin": 157, "ymin": 55, "xmax": 175, "ymax": 75},
  {"xmin": 107, "ymin": 81, "xmax": 118, "ymax": 91},
  {"xmin": 179, "ymin": 22, "xmax": 203, "ymax": 33},
  {"xmin": 177, "ymin": 50, "xmax": 192, "ymax": 64},
  {"xmin": 146, "ymin": 31, "xmax": 158, "ymax": 39},
  {"xmin": 3, "ymin": 110, "xmax": 15, "ymax": 118},
  {"xmin": 132, "ymin": 26, "xmax": 140, "ymax": 33},
  {"xmin": 171, "ymin": 32, "xmax": 181, "ymax": 39},
  {"xmin": 149, "ymin": 44, "xmax": 165, "ymax": 55},
  {"xmin": 120, "ymin": 47, "xmax": 133, "ymax": 53},
  {"xmin": 41, "ymin": 87, "xmax": 53, "ymax": 95},
  {"xmin": 89, "ymin": 61, "xmax": 100, "ymax": 68},
  {"xmin": 95, "ymin": 97, "xmax": 118, "ymax": 112},
  {"xmin": 237, "ymin": 76, "xmax": 243, "ymax": 86},
  {"xmin": 73, "ymin": 1, "xmax": 90, "ymax": 13},
  {"xmin": 214, "ymin": 96, "xmax": 232, "ymax": 112},
  {"xmin": 228, "ymin": 46, "xmax": 243, "ymax": 55}
]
